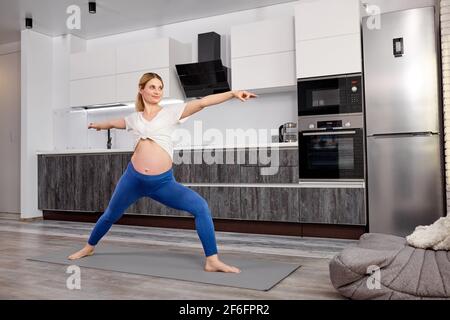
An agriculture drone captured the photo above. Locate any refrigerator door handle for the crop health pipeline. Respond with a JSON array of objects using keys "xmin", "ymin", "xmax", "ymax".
[{"xmin": 370, "ymin": 132, "xmax": 437, "ymax": 138}]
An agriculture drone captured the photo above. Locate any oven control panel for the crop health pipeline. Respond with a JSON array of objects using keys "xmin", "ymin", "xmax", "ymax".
[
  {"xmin": 347, "ymin": 76, "xmax": 362, "ymax": 106},
  {"xmin": 298, "ymin": 114, "xmax": 363, "ymax": 132}
]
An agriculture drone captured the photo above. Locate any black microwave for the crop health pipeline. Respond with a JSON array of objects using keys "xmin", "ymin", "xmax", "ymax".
[{"xmin": 298, "ymin": 74, "xmax": 362, "ymax": 116}]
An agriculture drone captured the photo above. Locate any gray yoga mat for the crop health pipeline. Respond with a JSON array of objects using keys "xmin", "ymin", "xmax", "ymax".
[{"xmin": 28, "ymin": 244, "xmax": 301, "ymax": 291}]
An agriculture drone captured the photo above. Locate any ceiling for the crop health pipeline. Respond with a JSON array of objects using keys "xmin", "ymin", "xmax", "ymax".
[{"xmin": 0, "ymin": 0, "xmax": 296, "ymax": 45}]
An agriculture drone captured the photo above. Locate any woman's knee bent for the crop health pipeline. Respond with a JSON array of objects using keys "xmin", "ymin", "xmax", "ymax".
[{"xmin": 190, "ymin": 197, "xmax": 211, "ymax": 218}]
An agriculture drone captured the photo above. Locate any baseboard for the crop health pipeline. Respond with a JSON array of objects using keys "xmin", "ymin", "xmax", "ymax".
[{"xmin": 42, "ymin": 210, "xmax": 366, "ymax": 240}]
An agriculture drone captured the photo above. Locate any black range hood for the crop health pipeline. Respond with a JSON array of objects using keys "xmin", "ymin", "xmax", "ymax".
[{"xmin": 176, "ymin": 32, "xmax": 231, "ymax": 98}]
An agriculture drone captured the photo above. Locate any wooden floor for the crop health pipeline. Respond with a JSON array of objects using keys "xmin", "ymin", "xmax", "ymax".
[{"xmin": 0, "ymin": 212, "xmax": 355, "ymax": 299}]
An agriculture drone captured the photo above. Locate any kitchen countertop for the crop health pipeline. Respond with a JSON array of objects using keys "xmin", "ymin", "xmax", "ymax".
[{"xmin": 36, "ymin": 142, "xmax": 298, "ymax": 155}]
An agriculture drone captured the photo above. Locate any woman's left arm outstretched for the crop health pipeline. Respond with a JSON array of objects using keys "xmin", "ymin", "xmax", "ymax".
[{"xmin": 180, "ymin": 90, "xmax": 257, "ymax": 120}]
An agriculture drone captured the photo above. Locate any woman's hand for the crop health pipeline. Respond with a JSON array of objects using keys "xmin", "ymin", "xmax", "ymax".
[
  {"xmin": 88, "ymin": 122, "xmax": 102, "ymax": 131},
  {"xmin": 232, "ymin": 90, "xmax": 257, "ymax": 102}
]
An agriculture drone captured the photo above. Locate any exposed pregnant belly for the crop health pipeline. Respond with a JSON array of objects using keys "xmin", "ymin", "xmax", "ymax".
[{"xmin": 131, "ymin": 138, "xmax": 173, "ymax": 175}]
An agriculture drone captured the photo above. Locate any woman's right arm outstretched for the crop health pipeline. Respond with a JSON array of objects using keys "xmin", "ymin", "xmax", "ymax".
[{"xmin": 88, "ymin": 118, "xmax": 126, "ymax": 130}]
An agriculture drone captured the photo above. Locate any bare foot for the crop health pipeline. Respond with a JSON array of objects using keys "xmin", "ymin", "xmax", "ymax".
[
  {"xmin": 204, "ymin": 255, "xmax": 241, "ymax": 273},
  {"xmin": 68, "ymin": 245, "xmax": 95, "ymax": 260}
]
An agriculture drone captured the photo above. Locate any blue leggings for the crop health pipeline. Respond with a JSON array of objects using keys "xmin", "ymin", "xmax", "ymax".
[{"xmin": 88, "ymin": 161, "xmax": 218, "ymax": 257}]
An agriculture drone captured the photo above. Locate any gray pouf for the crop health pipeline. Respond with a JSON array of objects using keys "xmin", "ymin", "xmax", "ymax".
[{"xmin": 329, "ymin": 233, "xmax": 450, "ymax": 299}]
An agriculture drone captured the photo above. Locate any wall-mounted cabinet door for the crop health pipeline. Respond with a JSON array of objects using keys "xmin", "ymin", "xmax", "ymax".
[
  {"xmin": 70, "ymin": 75, "xmax": 116, "ymax": 107},
  {"xmin": 116, "ymin": 39, "xmax": 170, "ymax": 74},
  {"xmin": 299, "ymin": 188, "xmax": 366, "ymax": 225},
  {"xmin": 295, "ymin": 0, "xmax": 360, "ymax": 41},
  {"xmin": 70, "ymin": 49, "xmax": 116, "ymax": 80},
  {"xmin": 232, "ymin": 51, "xmax": 296, "ymax": 92},
  {"xmin": 231, "ymin": 17, "xmax": 294, "ymax": 58},
  {"xmin": 116, "ymin": 68, "xmax": 170, "ymax": 102},
  {"xmin": 296, "ymin": 34, "xmax": 362, "ymax": 78}
]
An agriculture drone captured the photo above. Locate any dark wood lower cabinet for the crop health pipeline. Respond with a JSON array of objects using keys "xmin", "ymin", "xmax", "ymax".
[
  {"xmin": 208, "ymin": 187, "xmax": 241, "ymax": 219},
  {"xmin": 240, "ymin": 166, "xmax": 299, "ymax": 183},
  {"xmin": 299, "ymin": 188, "xmax": 366, "ymax": 225},
  {"xmin": 38, "ymin": 154, "xmax": 123, "ymax": 212},
  {"xmin": 38, "ymin": 152, "xmax": 367, "ymax": 239},
  {"xmin": 240, "ymin": 187, "xmax": 299, "ymax": 222}
]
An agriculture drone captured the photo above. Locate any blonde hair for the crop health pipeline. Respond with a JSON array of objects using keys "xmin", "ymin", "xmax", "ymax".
[{"xmin": 135, "ymin": 72, "xmax": 164, "ymax": 112}]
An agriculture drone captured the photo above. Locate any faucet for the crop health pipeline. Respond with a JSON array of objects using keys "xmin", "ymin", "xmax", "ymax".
[{"xmin": 107, "ymin": 129, "xmax": 112, "ymax": 149}]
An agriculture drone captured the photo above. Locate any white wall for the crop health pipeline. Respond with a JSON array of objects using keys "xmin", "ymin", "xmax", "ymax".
[
  {"xmin": 0, "ymin": 42, "xmax": 20, "ymax": 213},
  {"xmin": 21, "ymin": 30, "xmax": 54, "ymax": 219}
]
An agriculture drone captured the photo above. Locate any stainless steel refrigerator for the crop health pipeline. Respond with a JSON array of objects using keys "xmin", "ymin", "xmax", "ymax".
[{"xmin": 362, "ymin": 7, "xmax": 445, "ymax": 236}]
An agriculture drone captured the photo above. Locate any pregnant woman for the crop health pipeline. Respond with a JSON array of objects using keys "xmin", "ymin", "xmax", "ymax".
[{"xmin": 68, "ymin": 72, "xmax": 256, "ymax": 273}]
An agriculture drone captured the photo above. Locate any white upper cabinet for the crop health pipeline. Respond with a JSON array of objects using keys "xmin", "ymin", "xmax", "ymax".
[
  {"xmin": 116, "ymin": 38, "xmax": 171, "ymax": 74},
  {"xmin": 70, "ymin": 49, "xmax": 115, "ymax": 80},
  {"xmin": 232, "ymin": 51, "xmax": 296, "ymax": 93},
  {"xmin": 70, "ymin": 76, "xmax": 116, "ymax": 107},
  {"xmin": 295, "ymin": 0, "xmax": 360, "ymax": 41},
  {"xmin": 231, "ymin": 17, "xmax": 296, "ymax": 93},
  {"xmin": 231, "ymin": 18, "xmax": 295, "ymax": 58},
  {"xmin": 69, "ymin": 38, "xmax": 191, "ymax": 107},
  {"xmin": 115, "ymin": 38, "xmax": 190, "ymax": 102},
  {"xmin": 116, "ymin": 68, "xmax": 182, "ymax": 103},
  {"xmin": 296, "ymin": 34, "xmax": 362, "ymax": 78},
  {"xmin": 295, "ymin": 0, "xmax": 362, "ymax": 78}
]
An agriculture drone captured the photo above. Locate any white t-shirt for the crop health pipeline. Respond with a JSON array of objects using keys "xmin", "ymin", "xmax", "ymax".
[{"xmin": 124, "ymin": 102, "xmax": 187, "ymax": 161}]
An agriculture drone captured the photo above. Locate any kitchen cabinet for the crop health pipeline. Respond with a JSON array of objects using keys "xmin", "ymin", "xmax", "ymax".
[
  {"xmin": 240, "ymin": 187, "xmax": 299, "ymax": 222},
  {"xmin": 70, "ymin": 75, "xmax": 116, "ymax": 107},
  {"xmin": 231, "ymin": 51, "xmax": 296, "ymax": 93},
  {"xmin": 116, "ymin": 38, "xmax": 172, "ymax": 74},
  {"xmin": 38, "ymin": 154, "xmax": 123, "ymax": 212},
  {"xmin": 38, "ymin": 150, "xmax": 365, "ymax": 227},
  {"xmin": 115, "ymin": 38, "xmax": 191, "ymax": 102},
  {"xmin": 69, "ymin": 37, "xmax": 191, "ymax": 107},
  {"xmin": 299, "ymin": 187, "xmax": 366, "ymax": 225},
  {"xmin": 295, "ymin": 0, "xmax": 362, "ymax": 78},
  {"xmin": 208, "ymin": 187, "xmax": 241, "ymax": 219},
  {"xmin": 240, "ymin": 147, "xmax": 298, "ymax": 183},
  {"xmin": 173, "ymin": 149, "xmax": 193, "ymax": 182},
  {"xmin": 231, "ymin": 17, "xmax": 296, "ymax": 93},
  {"xmin": 294, "ymin": 0, "xmax": 360, "ymax": 41},
  {"xmin": 240, "ymin": 166, "xmax": 298, "ymax": 183},
  {"xmin": 231, "ymin": 18, "xmax": 294, "ymax": 58},
  {"xmin": 70, "ymin": 48, "xmax": 116, "ymax": 80},
  {"xmin": 173, "ymin": 147, "xmax": 298, "ymax": 184},
  {"xmin": 207, "ymin": 149, "xmax": 242, "ymax": 183},
  {"xmin": 295, "ymin": 34, "xmax": 362, "ymax": 79},
  {"xmin": 116, "ymin": 68, "xmax": 181, "ymax": 103}
]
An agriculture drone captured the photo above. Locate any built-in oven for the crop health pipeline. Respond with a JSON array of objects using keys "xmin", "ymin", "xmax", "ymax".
[
  {"xmin": 298, "ymin": 114, "xmax": 364, "ymax": 180},
  {"xmin": 298, "ymin": 73, "xmax": 362, "ymax": 116}
]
